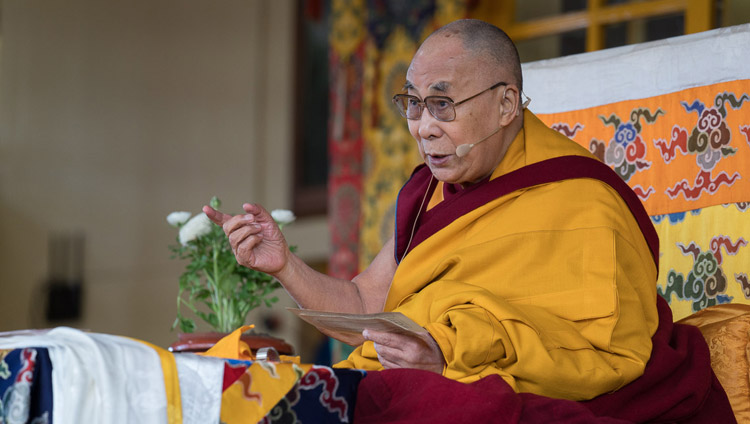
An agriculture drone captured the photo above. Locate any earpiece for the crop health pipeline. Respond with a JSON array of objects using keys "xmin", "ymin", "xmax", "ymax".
[{"xmin": 518, "ymin": 91, "xmax": 531, "ymax": 116}]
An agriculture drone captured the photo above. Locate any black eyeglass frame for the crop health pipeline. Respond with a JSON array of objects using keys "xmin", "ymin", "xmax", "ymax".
[{"xmin": 392, "ymin": 81, "xmax": 508, "ymax": 122}]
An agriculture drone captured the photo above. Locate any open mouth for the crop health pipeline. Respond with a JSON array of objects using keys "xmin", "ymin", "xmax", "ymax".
[
  {"xmin": 427, "ymin": 153, "xmax": 452, "ymax": 165},
  {"xmin": 427, "ymin": 153, "xmax": 450, "ymax": 159}
]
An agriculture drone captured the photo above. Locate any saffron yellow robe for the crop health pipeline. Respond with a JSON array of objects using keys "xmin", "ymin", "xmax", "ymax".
[{"xmin": 337, "ymin": 110, "xmax": 659, "ymax": 401}]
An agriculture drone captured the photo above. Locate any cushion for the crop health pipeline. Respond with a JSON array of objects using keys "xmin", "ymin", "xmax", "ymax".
[{"xmin": 677, "ymin": 303, "xmax": 750, "ymax": 422}]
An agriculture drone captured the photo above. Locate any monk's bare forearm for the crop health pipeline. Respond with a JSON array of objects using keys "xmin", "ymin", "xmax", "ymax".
[
  {"xmin": 270, "ymin": 253, "xmax": 368, "ymax": 314},
  {"xmin": 269, "ymin": 236, "xmax": 395, "ymax": 314}
]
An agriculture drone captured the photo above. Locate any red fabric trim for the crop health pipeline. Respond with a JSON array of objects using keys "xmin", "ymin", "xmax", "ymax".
[
  {"xmin": 355, "ymin": 296, "xmax": 735, "ymax": 423},
  {"xmin": 394, "ymin": 164, "xmax": 437, "ymax": 264},
  {"xmin": 222, "ymin": 363, "xmax": 248, "ymax": 392},
  {"xmin": 395, "ymin": 156, "xmax": 660, "ymax": 271}
]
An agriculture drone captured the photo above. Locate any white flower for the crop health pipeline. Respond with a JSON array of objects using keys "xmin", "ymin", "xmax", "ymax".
[
  {"xmin": 179, "ymin": 213, "xmax": 213, "ymax": 246},
  {"xmin": 271, "ymin": 209, "xmax": 296, "ymax": 226},
  {"xmin": 166, "ymin": 211, "xmax": 192, "ymax": 227}
]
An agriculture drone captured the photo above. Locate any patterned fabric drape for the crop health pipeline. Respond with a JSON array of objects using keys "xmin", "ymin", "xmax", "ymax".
[
  {"xmin": 328, "ymin": 0, "xmax": 366, "ymax": 281},
  {"xmin": 0, "ymin": 329, "xmax": 366, "ymax": 424}
]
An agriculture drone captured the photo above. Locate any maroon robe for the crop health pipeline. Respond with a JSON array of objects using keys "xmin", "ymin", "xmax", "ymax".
[{"xmin": 355, "ymin": 156, "xmax": 735, "ymax": 423}]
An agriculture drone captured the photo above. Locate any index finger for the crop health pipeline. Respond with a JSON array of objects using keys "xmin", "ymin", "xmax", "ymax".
[{"xmin": 203, "ymin": 205, "xmax": 233, "ymax": 225}]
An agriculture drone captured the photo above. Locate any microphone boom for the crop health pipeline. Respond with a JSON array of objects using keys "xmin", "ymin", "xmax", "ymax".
[{"xmin": 455, "ymin": 127, "xmax": 501, "ymax": 158}]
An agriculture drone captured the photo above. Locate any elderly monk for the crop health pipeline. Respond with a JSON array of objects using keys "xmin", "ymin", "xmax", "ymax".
[{"xmin": 206, "ymin": 19, "xmax": 734, "ymax": 420}]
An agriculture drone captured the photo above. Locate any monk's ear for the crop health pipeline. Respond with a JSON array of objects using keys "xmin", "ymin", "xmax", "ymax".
[{"xmin": 498, "ymin": 85, "xmax": 520, "ymax": 127}]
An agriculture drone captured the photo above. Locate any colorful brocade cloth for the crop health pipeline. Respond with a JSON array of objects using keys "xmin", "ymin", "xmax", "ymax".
[
  {"xmin": 0, "ymin": 327, "xmax": 365, "ymax": 424},
  {"xmin": 218, "ymin": 360, "xmax": 364, "ymax": 424},
  {"xmin": 0, "ymin": 347, "xmax": 53, "ymax": 423},
  {"xmin": 200, "ymin": 326, "xmax": 365, "ymax": 423}
]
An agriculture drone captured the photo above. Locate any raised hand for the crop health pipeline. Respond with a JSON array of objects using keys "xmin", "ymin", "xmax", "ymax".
[{"xmin": 203, "ymin": 203, "xmax": 290, "ymax": 275}]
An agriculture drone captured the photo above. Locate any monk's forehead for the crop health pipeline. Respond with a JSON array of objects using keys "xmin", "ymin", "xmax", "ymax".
[{"xmin": 406, "ymin": 36, "xmax": 488, "ymax": 93}]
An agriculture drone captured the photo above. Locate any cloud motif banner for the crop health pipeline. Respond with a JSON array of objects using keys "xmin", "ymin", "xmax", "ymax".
[
  {"xmin": 540, "ymin": 80, "xmax": 749, "ymax": 215},
  {"xmin": 537, "ymin": 79, "xmax": 750, "ymax": 320}
]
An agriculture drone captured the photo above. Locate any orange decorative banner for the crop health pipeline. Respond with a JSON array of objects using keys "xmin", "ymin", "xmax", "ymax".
[{"xmin": 537, "ymin": 80, "xmax": 750, "ymax": 216}]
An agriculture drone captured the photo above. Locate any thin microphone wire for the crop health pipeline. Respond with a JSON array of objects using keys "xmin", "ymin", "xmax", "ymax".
[{"xmin": 400, "ymin": 174, "xmax": 434, "ymax": 263}]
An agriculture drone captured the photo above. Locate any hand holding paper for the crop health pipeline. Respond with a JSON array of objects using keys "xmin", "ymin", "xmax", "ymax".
[
  {"xmin": 364, "ymin": 328, "xmax": 445, "ymax": 374},
  {"xmin": 287, "ymin": 308, "xmax": 428, "ymax": 346}
]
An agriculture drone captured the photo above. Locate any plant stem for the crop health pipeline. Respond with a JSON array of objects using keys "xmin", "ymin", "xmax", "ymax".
[{"xmin": 179, "ymin": 297, "xmax": 201, "ymax": 314}]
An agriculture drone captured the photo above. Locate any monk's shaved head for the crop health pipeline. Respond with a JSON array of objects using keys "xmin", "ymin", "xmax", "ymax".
[{"xmin": 423, "ymin": 19, "xmax": 523, "ymax": 92}]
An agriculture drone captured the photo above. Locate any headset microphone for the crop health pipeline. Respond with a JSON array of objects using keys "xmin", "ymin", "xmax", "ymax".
[
  {"xmin": 455, "ymin": 127, "xmax": 501, "ymax": 158},
  {"xmin": 455, "ymin": 90, "xmax": 532, "ymax": 158}
]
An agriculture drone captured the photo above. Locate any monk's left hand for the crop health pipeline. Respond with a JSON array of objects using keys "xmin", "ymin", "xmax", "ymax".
[{"xmin": 363, "ymin": 329, "xmax": 445, "ymax": 374}]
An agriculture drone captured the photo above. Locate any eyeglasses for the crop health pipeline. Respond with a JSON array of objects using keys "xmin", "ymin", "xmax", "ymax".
[{"xmin": 392, "ymin": 82, "xmax": 507, "ymax": 122}]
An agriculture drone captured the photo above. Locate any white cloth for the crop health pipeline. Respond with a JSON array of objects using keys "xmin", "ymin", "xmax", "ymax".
[
  {"xmin": 0, "ymin": 327, "xmax": 168, "ymax": 424},
  {"xmin": 522, "ymin": 23, "xmax": 750, "ymax": 114},
  {"xmin": 174, "ymin": 353, "xmax": 224, "ymax": 424}
]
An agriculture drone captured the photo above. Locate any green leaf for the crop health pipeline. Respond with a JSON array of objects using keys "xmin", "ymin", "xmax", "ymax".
[
  {"xmin": 210, "ymin": 196, "xmax": 221, "ymax": 209},
  {"xmin": 178, "ymin": 317, "xmax": 196, "ymax": 333}
]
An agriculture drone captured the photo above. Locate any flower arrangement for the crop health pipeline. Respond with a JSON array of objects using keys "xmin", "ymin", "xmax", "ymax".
[{"xmin": 167, "ymin": 197, "xmax": 296, "ymax": 333}]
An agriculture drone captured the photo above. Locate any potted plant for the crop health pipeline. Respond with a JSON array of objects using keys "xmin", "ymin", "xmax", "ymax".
[{"xmin": 166, "ymin": 196, "xmax": 295, "ymax": 353}]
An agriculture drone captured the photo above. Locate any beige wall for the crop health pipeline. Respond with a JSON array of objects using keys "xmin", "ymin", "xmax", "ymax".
[{"xmin": 0, "ymin": 0, "xmax": 329, "ymax": 356}]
